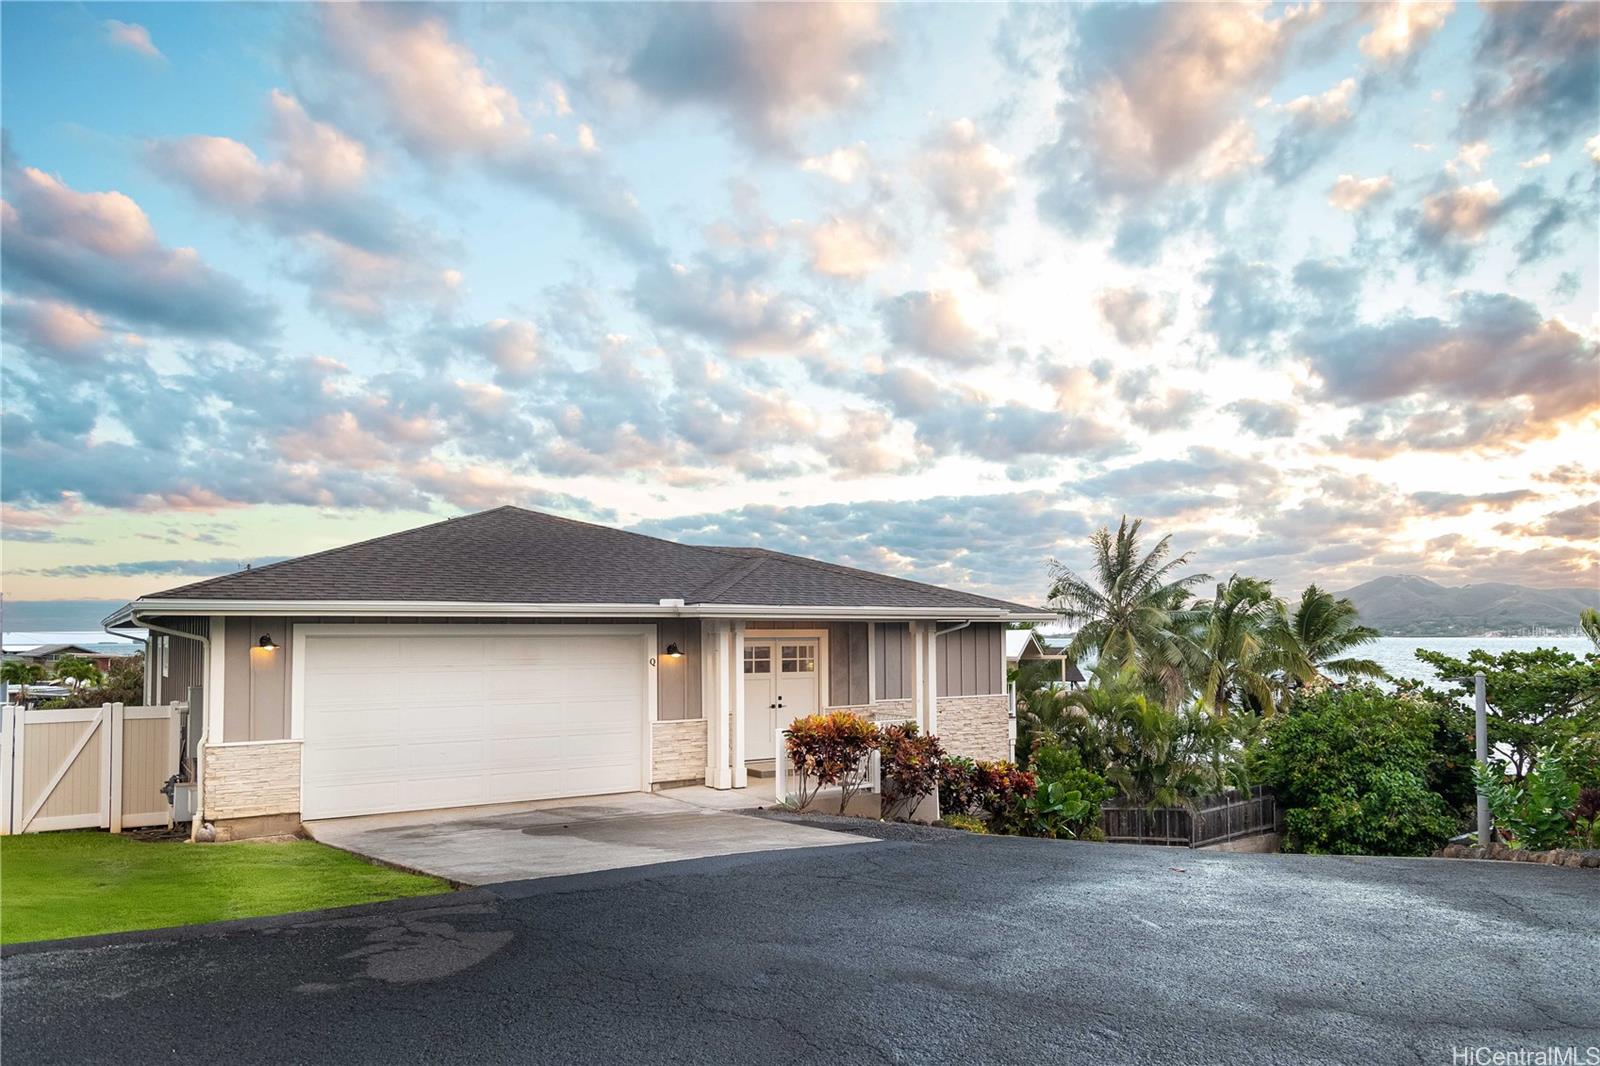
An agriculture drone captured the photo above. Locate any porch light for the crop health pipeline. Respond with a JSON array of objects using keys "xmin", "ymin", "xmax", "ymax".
[
  {"xmin": 258, "ymin": 634, "xmax": 278, "ymax": 650},
  {"xmin": 663, "ymin": 643, "xmax": 683, "ymax": 659}
]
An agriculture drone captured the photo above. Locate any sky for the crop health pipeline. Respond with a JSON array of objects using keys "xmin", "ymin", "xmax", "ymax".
[{"xmin": 1, "ymin": 1, "xmax": 1597, "ymax": 611}]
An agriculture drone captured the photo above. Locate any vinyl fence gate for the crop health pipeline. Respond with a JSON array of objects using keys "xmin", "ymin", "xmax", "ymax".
[{"xmin": 0, "ymin": 702, "xmax": 184, "ymax": 835}]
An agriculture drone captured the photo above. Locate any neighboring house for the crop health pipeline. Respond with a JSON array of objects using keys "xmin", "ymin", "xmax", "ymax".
[
  {"xmin": 1005, "ymin": 629, "xmax": 1084, "ymax": 688},
  {"xmin": 2, "ymin": 641, "xmax": 133, "ymax": 675},
  {"xmin": 104, "ymin": 506, "xmax": 1051, "ymax": 838}
]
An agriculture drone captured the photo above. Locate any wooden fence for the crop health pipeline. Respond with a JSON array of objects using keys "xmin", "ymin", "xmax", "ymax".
[
  {"xmin": 1099, "ymin": 787, "xmax": 1282, "ymax": 848},
  {"xmin": 0, "ymin": 702, "xmax": 184, "ymax": 835}
]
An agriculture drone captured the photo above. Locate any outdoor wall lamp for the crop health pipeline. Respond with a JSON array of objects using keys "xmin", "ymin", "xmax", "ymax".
[
  {"xmin": 258, "ymin": 634, "xmax": 278, "ymax": 650},
  {"xmin": 663, "ymin": 643, "xmax": 683, "ymax": 659}
]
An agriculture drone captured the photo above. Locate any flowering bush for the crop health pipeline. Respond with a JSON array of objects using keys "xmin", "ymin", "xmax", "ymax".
[
  {"xmin": 937, "ymin": 756, "xmax": 980, "ymax": 817},
  {"xmin": 879, "ymin": 722, "xmax": 944, "ymax": 820},
  {"xmin": 784, "ymin": 711, "xmax": 880, "ymax": 813}
]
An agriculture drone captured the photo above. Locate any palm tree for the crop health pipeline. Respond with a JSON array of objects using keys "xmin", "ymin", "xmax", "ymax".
[
  {"xmin": 2, "ymin": 660, "xmax": 47, "ymax": 702},
  {"xmin": 1048, "ymin": 517, "xmax": 1209, "ymax": 709},
  {"xmin": 1279, "ymin": 585, "xmax": 1386, "ymax": 687},
  {"xmin": 51, "ymin": 655, "xmax": 103, "ymax": 690},
  {"xmin": 1581, "ymin": 608, "xmax": 1600, "ymax": 651},
  {"xmin": 1181, "ymin": 574, "xmax": 1286, "ymax": 716}
]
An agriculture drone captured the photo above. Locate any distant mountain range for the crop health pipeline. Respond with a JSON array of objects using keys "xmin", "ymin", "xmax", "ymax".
[{"xmin": 1335, "ymin": 575, "xmax": 1600, "ymax": 636}]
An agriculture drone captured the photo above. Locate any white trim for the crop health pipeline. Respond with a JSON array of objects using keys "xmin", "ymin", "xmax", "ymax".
[
  {"xmin": 748, "ymin": 627, "xmax": 830, "ymax": 711},
  {"xmin": 106, "ymin": 599, "xmax": 1053, "ymax": 625},
  {"xmin": 732, "ymin": 622, "xmax": 747, "ymax": 789},
  {"xmin": 292, "ymin": 623, "xmax": 657, "ymax": 808},
  {"xmin": 208, "ymin": 616, "xmax": 227, "ymax": 746},
  {"xmin": 206, "ymin": 738, "xmax": 304, "ymax": 749},
  {"xmin": 926, "ymin": 623, "xmax": 939, "ymax": 735},
  {"xmin": 109, "ymin": 702, "xmax": 124, "ymax": 834}
]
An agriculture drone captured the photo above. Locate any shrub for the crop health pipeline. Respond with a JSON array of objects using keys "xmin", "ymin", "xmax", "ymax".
[
  {"xmin": 1029, "ymin": 743, "xmax": 1113, "ymax": 837},
  {"xmin": 971, "ymin": 761, "xmax": 1038, "ymax": 834},
  {"xmin": 938, "ymin": 813, "xmax": 988, "ymax": 834},
  {"xmin": 1475, "ymin": 750, "xmax": 1581, "ymax": 851},
  {"xmin": 937, "ymin": 756, "xmax": 980, "ymax": 817},
  {"xmin": 784, "ymin": 712, "xmax": 880, "ymax": 814},
  {"xmin": 1258, "ymin": 686, "xmax": 1461, "ymax": 856},
  {"xmin": 1012, "ymin": 781, "xmax": 1094, "ymax": 839},
  {"xmin": 879, "ymin": 723, "xmax": 944, "ymax": 821}
]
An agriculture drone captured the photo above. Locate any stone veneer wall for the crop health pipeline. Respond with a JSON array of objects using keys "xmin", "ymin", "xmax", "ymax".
[
  {"xmin": 935, "ymin": 694, "xmax": 1011, "ymax": 761},
  {"xmin": 204, "ymin": 741, "xmax": 301, "ymax": 819},
  {"xmin": 825, "ymin": 698, "xmax": 915, "ymax": 725},
  {"xmin": 652, "ymin": 719, "xmax": 707, "ymax": 785}
]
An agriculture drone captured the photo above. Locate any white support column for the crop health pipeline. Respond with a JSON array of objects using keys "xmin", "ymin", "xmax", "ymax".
[
  {"xmin": 207, "ymin": 616, "xmax": 227, "ymax": 745},
  {"xmin": 732, "ymin": 622, "xmax": 747, "ymax": 789},
  {"xmin": 911, "ymin": 622, "xmax": 927, "ymax": 731},
  {"xmin": 926, "ymin": 625, "xmax": 940, "ymax": 736},
  {"xmin": 866, "ymin": 621, "xmax": 878, "ymax": 706},
  {"xmin": 703, "ymin": 621, "xmax": 733, "ymax": 790}
]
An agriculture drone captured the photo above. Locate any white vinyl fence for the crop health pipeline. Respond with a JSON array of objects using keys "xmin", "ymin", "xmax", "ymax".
[{"xmin": 0, "ymin": 702, "xmax": 184, "ymax": 835}]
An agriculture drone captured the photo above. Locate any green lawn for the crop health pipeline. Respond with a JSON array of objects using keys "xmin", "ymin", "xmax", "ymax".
[{"xmin": 0, "ymin": 831, "xmax": 451, "ymax": 945}]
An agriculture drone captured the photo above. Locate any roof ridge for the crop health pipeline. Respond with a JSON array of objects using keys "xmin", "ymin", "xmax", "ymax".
[{"xmin": 686, "ymin": 554, "xmax": 770, "ymax": 604}]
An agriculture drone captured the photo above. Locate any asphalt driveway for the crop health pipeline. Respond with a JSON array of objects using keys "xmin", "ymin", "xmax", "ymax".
[
  {"xmin": 304, "ymin": 791, "xmax": 866, "ymax": 884},
  {"xmin": 5, "ymin": 819, "xmax": 1596, "ymax": 1065}
]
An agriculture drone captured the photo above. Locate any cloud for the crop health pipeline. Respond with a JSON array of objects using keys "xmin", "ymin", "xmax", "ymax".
[
  {"xmin": 21, "ymin": 557, "xmax": 285, "ymax": 580},
  {"xmin": 807, "ymin": 214, "xmax": 894, "ymax": 278},
  {"xmin": 1036, "ymin": 2, "xmax": 1316, "ymax": 217},
  {"xmin": 452, "ymin": 319, "xmax": 542, "ymax": 383},
  {"xmin": 1116, "ymin": 368, "xmax": 1204, "ymax": 433},
  {"xmin": 103, "ymin": 20, "xmax": 164, "ymax": 61},
  {"xmin": 880, "ymin": 290, "xmax": 986, "ymax": 366},
  {"xmin": 1328, "ymin": 173, "xmax": 1395, "ymax": 212},
  {"xmin": 1501, "ymin": 501, "xmax": 1600, "ymax": 541},
  {"xmin": 1266, "ymin": 78, "xmax": 1359, "ymax": 183},
  {"xmin": 916, "ymin": 118, "xmax": 1015, "ymax": 274},
  {"xmin": 1095, "ymin": 287, "xmax": 1174, "ymax": 347},
  {"xmin": 1461, "ymin": 1, "xmax": 1600, "ymax": 149},
  {"xmin": 319, "ymin": 5, "xmax": 656, "ymax": 258},
  {"xmin": 801, "ymin": 143, "xmax": 871, "ymax": 183},
  {"xmin": 624, "ymin": 3, "xmax": 887, "ymax": 149},
  {"xmin": 1400, "ymin": 178, "xmax": 1555, "ymax": 273},
  {"xmin": 1359, "ymin": 2, "xmax": 1454, "ymax": 65},
  {"xmin": 1225, "ymin": 399, "xmax": 1300, "ymax": 439},
  {"xmin": 1199, "ymin": 253, "xmax": 1287, "ymax": 356},
  {"xmin": 633, "ymin": 259, "xmax": 817, "ymax": 354},
  {"xmin": 0, "ymin": 161, "xmax": 275, "ymax": 344},
  {"xmin": 1301, "ymin": 290, "xmax": 1600, "ymax": 449},
  {"xmin": 1, "ymin": 297, "xmax": 118, "ymax": 361},
  {"xmin": 1409, "ymin": 489, "xmax": 1539, "ymax": 515}
]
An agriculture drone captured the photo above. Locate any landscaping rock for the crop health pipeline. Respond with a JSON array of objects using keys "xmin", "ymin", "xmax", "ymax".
[
  {"xmin": 1564, "ymin": 854, "xmax": 1586, "ymax": 869},
  {"xmin": 1467, "ymin": 846, "xmax": 1488, "ymax": 860},
  {"xmin": 1442, "ymin": 844, "xmax": 1466, "ymax": 858},
  {"xmin": 1583, "ymin": 854, "xmax": 1600, "ymax": 868}
]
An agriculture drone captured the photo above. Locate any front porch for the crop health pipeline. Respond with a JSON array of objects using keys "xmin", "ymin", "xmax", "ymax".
[{"xmin": 662, "ymin": 618, "xmax": 1011, "ymax": 794}]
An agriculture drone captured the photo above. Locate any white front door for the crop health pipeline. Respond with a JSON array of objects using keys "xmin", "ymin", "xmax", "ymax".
[{"xmin": 743, "ymin": 639, "xmax": 819, "ymax": 760}]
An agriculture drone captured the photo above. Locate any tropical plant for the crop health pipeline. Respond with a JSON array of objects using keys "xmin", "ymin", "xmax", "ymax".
[
  {"xmin": 1474, "ymin": 751, "xmax": 1581, "ymax": 852},
  {"xmin": 1180, "ymin": 575, "xmax": 1287, "ymax": 716},
  {"xmin": 1008, "ymin": 781, "xmax": 1093, "ymax": 839},
  {"xmin": 971, "ymin": 761, "xmax": 1038, "ymax": 830},
  {"xmin": 1582, "ymin": 608, "xmax": 1600, "ymax": 651},
  {"xmin": 36, "ymin": 656, "xmax": 144, "ymax": 710},
  {"xmin": 1416, "ymin": 646, "xmax": 1600, "ymax": 780},
  {"xmin": 1280, "ymin": 585, "xmax": 1386, "ymax": 687},
  {"xmin": 1048, "ymin": 516, "xmax": 1208, "ymax": 709},
  {"xmin": 878, "ymin": 722, "xmax": 943, "ymax": 820},
  {"xmin": 50, "ymin": 655, "xmax": 103, "ymax": 690},
  {"xmin": 1098, "ymin": 688, "xmax": 1210, "ymax": 809},
  {"xmin": 1257, "ymin": 686, "xmax": 1461, "ymax": 856},
  {"xmin": 783, "ymin": 712, "xmax": 880, "ymax": 813},
  {"xmin": 937, "ymin": 756, "xmax": 980, "ymax": 816},
  {"xmin": 2, "ymin": 660, "xmax": 46, "ymax": 702}
]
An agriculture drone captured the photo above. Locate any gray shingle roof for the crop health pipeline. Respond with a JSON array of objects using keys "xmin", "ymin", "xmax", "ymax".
[{"xmin": 142, "ymin": 506, "xmax": 1044, "ymax": 615}]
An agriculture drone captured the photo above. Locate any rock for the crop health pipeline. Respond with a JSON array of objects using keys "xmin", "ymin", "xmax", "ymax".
[
  {"xmin": 1443, "ymin": 844, "xmax": 1466, "ymax": 858},
  {"xmin": 1467, "ymin": 846, "xmax": 1488, "ymax": 860},
  {"xmin": 1564, "ymin": 854, "xmax": 1586, "ymax": 869},
  {"xmin": 1514, "ymin": 850, "xmax": 1536, "ymax": 862},
  {"xmin": 1489, "ymin": 843, "xmax": 1512, "ymax": 860},
  {"xmin": 1582, "ymin": 854, "xmax": 1600, "ymax": 868}
]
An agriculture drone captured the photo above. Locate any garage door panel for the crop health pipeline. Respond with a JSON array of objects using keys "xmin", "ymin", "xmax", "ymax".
[{"xmin": 302, "ymin": 631, "xmax": 647, "ymax": 819}]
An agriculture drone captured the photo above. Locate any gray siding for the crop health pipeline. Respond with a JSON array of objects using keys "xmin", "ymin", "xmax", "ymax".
[
  {"xmin": 874, "ymin": 623, "xmax": 913, "ymax": 701},
  {"xmin": 937, "ymin": 623, "xmax": 1004, "ymax": 697},
  {"xmin": 223, "ymin": 617, "xmax": 292, "ymax": 742},
  {"xmin": 152, "ymin": 616, "xmax": 208, "ymax": 706},
  {"xmin": 655, "ymin": 618, "xmax": 702, "ymax": 722}
]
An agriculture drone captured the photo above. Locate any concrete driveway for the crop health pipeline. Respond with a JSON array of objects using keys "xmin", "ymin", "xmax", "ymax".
[{"xmin": 304, "ymin": 790, "xmax": 868, "ymax": 885}]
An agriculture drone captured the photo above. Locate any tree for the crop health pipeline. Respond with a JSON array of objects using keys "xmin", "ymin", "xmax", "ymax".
[
  {"xmin": 1181, "ymin": 574, "xmax": 1287, "ymax": 716},
  {"xmin": 50, "ymin": 655, "xmax": 103, "ymax": 690},
  {"xmin": 1582, "ymin": 608, "xmax": 1600, "ymax": 651},
  {"xmin": 2, "ymin": 660, "xmax": 46, "ymax": 702},
  {"xmin": 1278, "ymin": 584, "xmax": 1386, "ymax": 687},
  {"xmin": 1415, "ymin": 646, "xmax": 1600, "ymax": 781},
  {"xmin": 37, "ymin": 655, "xmax": 145, "ymax": 710},
  {"xmin": 1048, "ymin": 516, "xmax": 1208, "ymax": 709}
]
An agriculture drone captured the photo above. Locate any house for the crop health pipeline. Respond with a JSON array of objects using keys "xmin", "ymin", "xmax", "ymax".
[
  {"xmin": 1005, "ymin": 629, "xmax": 1084, "ymax": 688},
  {"xmin": 2, "ymin": 641, "xmax": 135, "ymax": 675},
  {"xmin": 103, "ymin": 506, "xmax": 1052, "ymax": 838}
]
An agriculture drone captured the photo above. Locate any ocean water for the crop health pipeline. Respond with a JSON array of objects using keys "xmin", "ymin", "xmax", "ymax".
[{"xmin": 1366, "ymin": 636, "xmax": 1593, "ymax": 685}]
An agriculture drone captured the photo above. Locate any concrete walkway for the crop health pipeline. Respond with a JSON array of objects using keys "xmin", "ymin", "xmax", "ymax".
[{"xmin": 304, "ymin": 790, "xmax": 865, "ymax": 885}]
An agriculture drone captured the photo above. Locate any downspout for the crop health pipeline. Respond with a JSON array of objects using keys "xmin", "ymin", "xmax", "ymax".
[{"xmin": 128, "ymin": 614, "xmax": 210, "ymax": 842}]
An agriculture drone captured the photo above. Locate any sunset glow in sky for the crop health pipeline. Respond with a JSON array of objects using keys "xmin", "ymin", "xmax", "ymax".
[{"xmin": 1, "ymin": 2, "xmax": 1597, "ymax": 606}]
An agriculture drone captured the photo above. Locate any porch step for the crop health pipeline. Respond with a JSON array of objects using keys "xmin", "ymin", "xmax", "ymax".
[{"xmin": 746, "ymin": 760, "xmax": 778, "ymax": 779}]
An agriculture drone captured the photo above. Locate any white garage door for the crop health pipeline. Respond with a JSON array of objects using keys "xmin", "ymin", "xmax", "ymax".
[{"xmin": 301, "ymin": 630, "xmax": 646, "ymax": 820}]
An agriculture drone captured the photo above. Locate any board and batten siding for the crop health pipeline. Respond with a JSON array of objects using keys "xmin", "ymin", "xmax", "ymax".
[
  {"xmin": 655, "ymin": 619, "xmax": 702, "ymax": 722},
  {"xmin": 223, "ymin": 617, "xmax": 292, "ymax": 742},
  {"xmin": 746, "ymin": 619, "xmax": 872, "ymax": 708},
  {"xmin": 937, "ymin": 623, "xmax": 1004, "ymax": 697},
  {"xmin": 874, "ymin": 623, "xmax": 914, "ymax": 701},
  {"xmin": 150, "ymin": 616, "xmax": 208, "ymax": 706}
]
